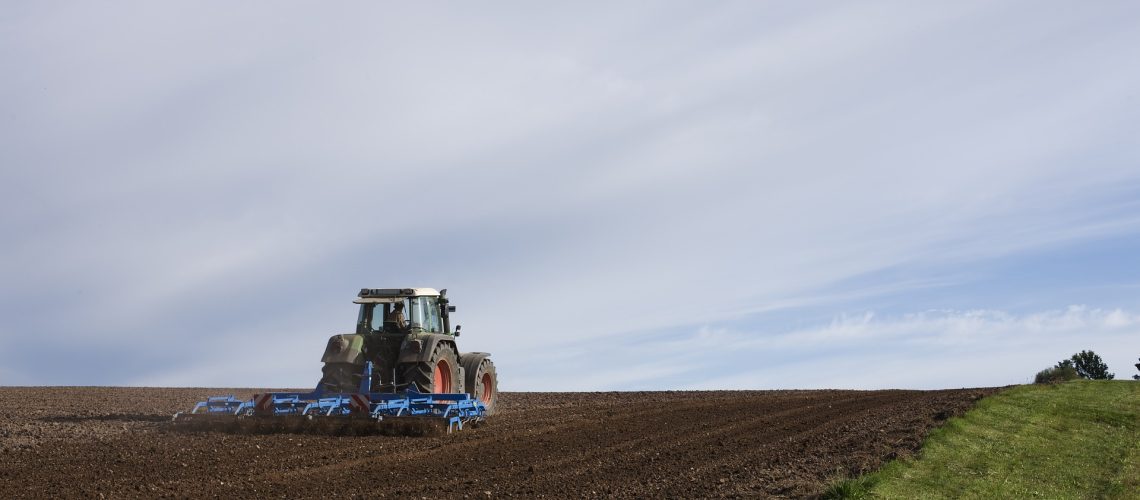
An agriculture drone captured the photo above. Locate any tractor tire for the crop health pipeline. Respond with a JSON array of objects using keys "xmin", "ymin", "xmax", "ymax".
[
  {"xmin": 319, "ymin": 362, "xmax": 361, "ymax": 393},
  {"xmin": 402, "ymin": 342, "xmax": 460, "ymax": 394},
  {"xmin": 459, "ymin": 354, "xmax": 498, "ymax": 415}
]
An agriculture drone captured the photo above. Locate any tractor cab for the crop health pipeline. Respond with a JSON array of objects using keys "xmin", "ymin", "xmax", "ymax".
[{"xmin": 353, "ymin": 288, "xmax": 458, "ymax": 336}]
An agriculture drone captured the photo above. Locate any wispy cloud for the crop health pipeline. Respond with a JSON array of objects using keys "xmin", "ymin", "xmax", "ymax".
[
  {"xmin": 511, "ymin": 306, "xmax": 1140, "ymax": 391},
  {"xmin": 1, "ymin": 2, "xmax": 1138, "ymax": 388}
]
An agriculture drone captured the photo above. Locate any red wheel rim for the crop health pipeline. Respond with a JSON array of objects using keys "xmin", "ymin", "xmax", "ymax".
[
  {"xmin": 480, "ymin": 372, "xmax": 493, "ymax": 402},
  {"xmin": 433, "ymin": 359, "xmax": 452, "ymax": 393}
]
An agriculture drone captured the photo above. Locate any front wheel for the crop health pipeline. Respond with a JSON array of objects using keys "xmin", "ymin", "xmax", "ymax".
[{"xmin": 459, "ymin": 354, "xmax": 498, "ymax": 415}]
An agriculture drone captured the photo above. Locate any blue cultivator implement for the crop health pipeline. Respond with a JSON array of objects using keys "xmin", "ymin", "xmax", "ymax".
[{"xmin": 172, "ymin": 362, "xmax": 487, "ymax": 436}]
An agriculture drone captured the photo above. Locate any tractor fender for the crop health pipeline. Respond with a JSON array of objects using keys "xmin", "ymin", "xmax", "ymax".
[
  {"xmin": 457, "ymin": 351, "xmax": 492, "ymax": 367},
  {"xmin": 321, "ymin": 333, "xmax": 365, "ymax": 364},
  {"xmin": 397, "ymin": 333, "xmax": 456, "ymax": 364}
]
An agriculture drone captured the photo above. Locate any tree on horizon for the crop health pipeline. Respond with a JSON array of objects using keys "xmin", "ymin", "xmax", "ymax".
[{"xmin": 1066, "ymin": 350, "xmax": 1114, "ymax": 380}]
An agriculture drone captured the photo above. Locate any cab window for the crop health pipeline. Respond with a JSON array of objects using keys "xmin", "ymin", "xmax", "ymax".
[
  {"xmin": 410, "ymin": 296, "xmax": 442, "ymax": 333},
  {"xmin": 369, "ymin": 303, "xmax": 389, "ymax": 331},
  {"xmin": 360, "ymin": 302, "xmax": 409, "ymax": 333}
]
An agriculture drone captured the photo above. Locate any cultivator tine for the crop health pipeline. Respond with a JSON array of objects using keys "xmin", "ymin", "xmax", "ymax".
[
  {"xmin": 370, "ymin": 391, "xmax": 486, "ymax": 433},
  {"xmin": 171, "ymin": 395, "xmax": 249, "ymax": 427}
]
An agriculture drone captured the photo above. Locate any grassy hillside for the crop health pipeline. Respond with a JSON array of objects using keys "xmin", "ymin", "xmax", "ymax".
[{"xmin": 826, "ymin": 380, "xmax": 1140, "ymax": 499}]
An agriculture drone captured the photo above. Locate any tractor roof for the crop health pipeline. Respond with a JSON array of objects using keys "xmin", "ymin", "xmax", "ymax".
[{"xmin": 353, "ymin": 288, "xmax": 441, "ymax": 304}]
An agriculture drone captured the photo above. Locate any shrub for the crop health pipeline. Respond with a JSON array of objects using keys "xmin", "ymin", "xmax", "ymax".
[{"xmin": 1034, "ymin": 363, "xmax": 1080, "ymax": 384}]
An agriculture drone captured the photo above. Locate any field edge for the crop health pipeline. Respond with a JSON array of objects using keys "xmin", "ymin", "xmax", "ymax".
[{"xmin": 822, "ymin": 380, "xmax": 1140, "ymax": 499}]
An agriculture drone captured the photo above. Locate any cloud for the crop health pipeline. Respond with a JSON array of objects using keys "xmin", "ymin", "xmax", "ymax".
[
  {"xmin": 511, "ymin": 306, "xmax": 1140, "ymax": 391},
  {"xmin": 1, "ymin": 2, "xmax": 1139, "ymax": 389}
]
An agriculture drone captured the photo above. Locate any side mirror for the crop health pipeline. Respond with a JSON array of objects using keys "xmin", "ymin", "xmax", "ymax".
[
  {"xmin": 455, "ymin": 325, "xmax": 462, "ymax": 336},
  {"xmin": 448, "ymin": 305, "xmax": 457, "ymax": 313}
]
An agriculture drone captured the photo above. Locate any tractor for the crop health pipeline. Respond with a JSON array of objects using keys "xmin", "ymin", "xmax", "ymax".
[
  {"xmin": 321, "ymin": 288, "xmax": 498, "ymax": 413},
  {"xmin": 172, "ymin": 287, "xmax": 497, "ymax": 434}
]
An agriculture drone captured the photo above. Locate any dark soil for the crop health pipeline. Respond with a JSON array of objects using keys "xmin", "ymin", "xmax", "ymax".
[{"xmin": 0, "ymin": 386, "xmax": 996, "ymax": 498}]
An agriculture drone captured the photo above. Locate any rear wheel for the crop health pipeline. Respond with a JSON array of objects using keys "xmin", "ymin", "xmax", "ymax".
[
  {"xmin": 403, "ymin": 342, "xmax": 460, "ymax": 393},
  {"xmin": 459, "ymin": 354, "xmax": 498, "ymax": 415}
]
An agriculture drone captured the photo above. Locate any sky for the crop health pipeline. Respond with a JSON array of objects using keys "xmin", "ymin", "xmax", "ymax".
[{"xmin": 1, "ymin": 1, "xmax": 1138, "ymax": 390}]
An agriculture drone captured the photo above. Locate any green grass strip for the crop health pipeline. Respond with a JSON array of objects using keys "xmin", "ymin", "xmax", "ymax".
[{"xmin": 824, "ymin": 380, "xmax": 1140, "ymax": 499}]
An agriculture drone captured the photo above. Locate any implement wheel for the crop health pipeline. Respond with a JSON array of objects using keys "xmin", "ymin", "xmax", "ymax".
[
  {"xmin": 404, "ymin": 343, "xmax": 460, "ymax": 393},
  {"xmin": 459, "ymin": 354, "xmax": 498, "ymax": 415}
]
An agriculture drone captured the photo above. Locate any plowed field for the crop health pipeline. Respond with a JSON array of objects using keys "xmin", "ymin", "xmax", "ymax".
[{"xmin": 0, "ymin": 387, "xmax": 995, "ymax": 498}]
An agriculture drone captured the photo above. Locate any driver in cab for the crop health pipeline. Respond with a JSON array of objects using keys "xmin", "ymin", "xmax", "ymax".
[{"xmin": 385, "ymin": 302, "xmax": 408, "ymax": 333}]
